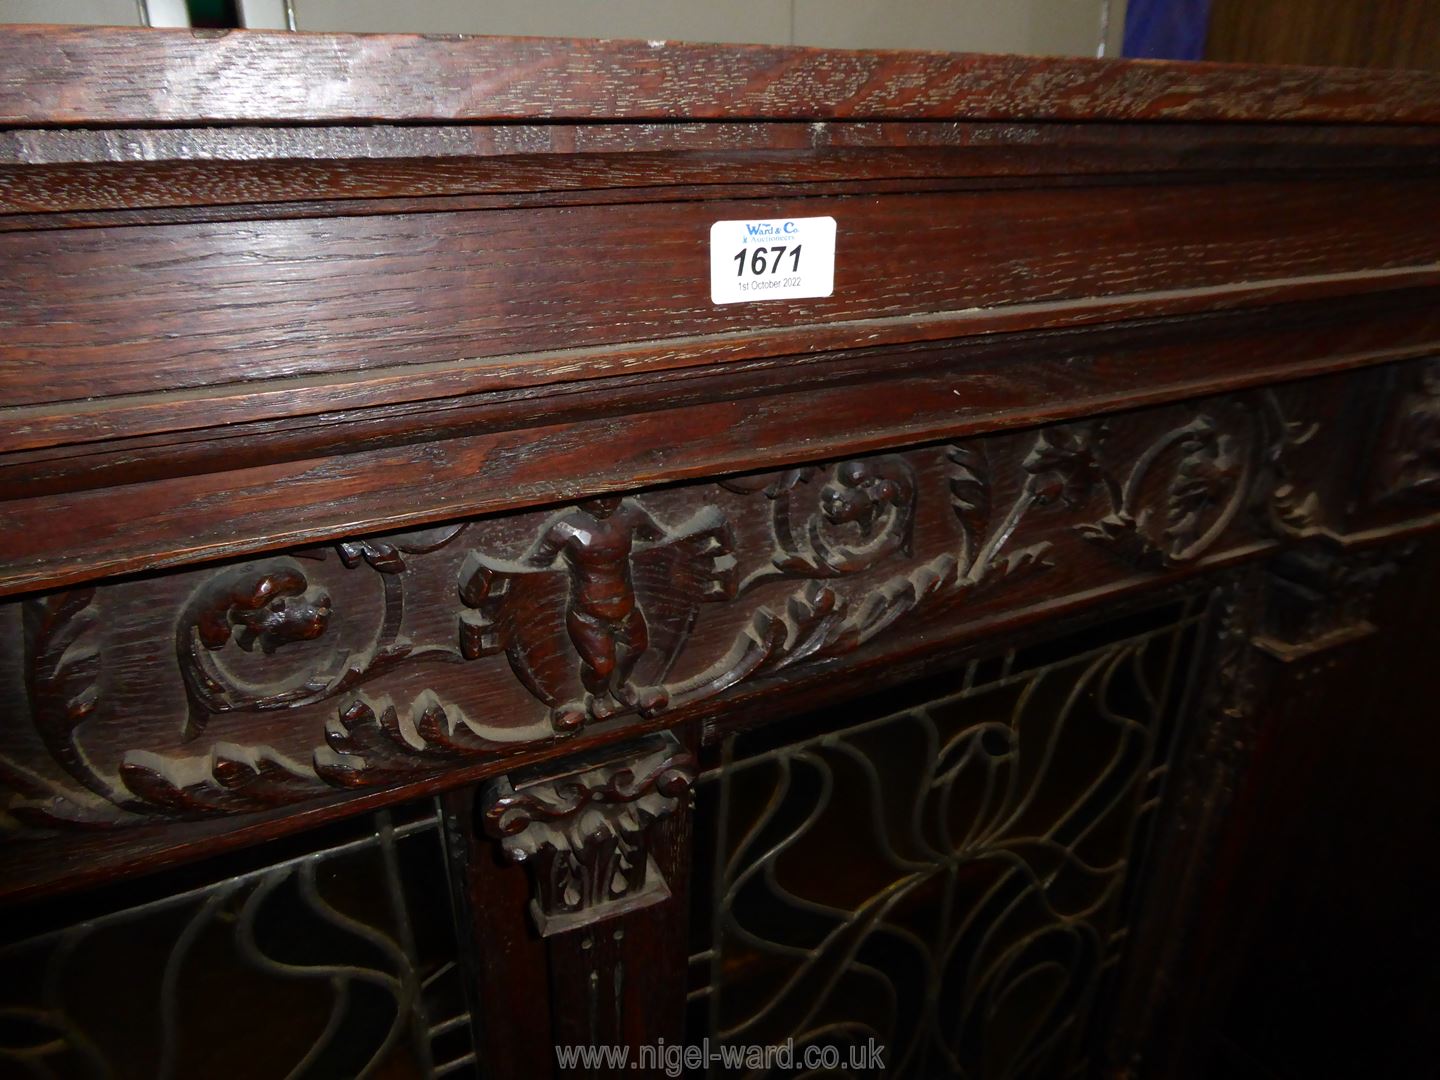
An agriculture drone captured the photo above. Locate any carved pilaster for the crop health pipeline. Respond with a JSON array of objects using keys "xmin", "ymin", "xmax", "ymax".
[
  {"xmin": 480, "ymin": 732, "xmax": 696, "ymax": 936},
  {"xmin": 1251, "ymin": 543, "xmax": 1407, "ymax": 661},
  {"xmin": 1103, "ymin": 571, "xmax": 1268, "ymax": 1075}
]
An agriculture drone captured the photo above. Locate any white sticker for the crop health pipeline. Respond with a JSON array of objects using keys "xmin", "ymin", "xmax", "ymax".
[{"xmin": 709, "ymin": 216, "xmax": 836, "ymax": 305}]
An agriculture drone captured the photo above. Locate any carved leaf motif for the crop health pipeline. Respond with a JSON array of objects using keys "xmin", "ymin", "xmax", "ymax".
[
  {"xmin": 315, "ymin": 693, "xmax": 519, "ymax": 788},
  {"xmin": 458, "ymin": 501, "xmax": 734, "ymax": 731},
  {"xmin": 948, "ymin": 443, "xmax": 991, "ymax": 572},
  {"xmin": 481, "ymin": 735, "xmax": 695, "ymax": 926},
  {"xmin": 983, "ymin": 542, "xmax": 1055, "ymax": 584},
  {"xmin": 752, "ymin": 582, "xmax": 856, "ymax": 675},
  {"xmin": 117, "ymin": 744, "xmax": 322, "ymax": 817},
  {"xmin": 671, "ymin": 556, "xmax": 964, "ymax": 709},
  {"xmin": 759, "ymin": 456, "xmax": 917, "ymax": 584},
  {"xmin": 846, "ymin": 556, "xmax": 960, "ymax": 646},
  {"xmin": 483, "ymin": 749, "xmax": 696, "ymax": 840},
  {"xmin": 1, "ymin": 747, "xmax": 143, "ymax": 830}
]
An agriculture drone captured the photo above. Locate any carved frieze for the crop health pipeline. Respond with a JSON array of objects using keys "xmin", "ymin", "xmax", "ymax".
[
  {"xmin": 4, "ymin": 371, "xmax": 1429, "ymax": 841},
  {"xmin": 1252, "ymin": 543, "xmax": 1407, "ymax": 660}
]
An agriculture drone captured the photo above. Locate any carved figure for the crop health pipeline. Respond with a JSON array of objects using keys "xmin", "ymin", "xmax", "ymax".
[{"xmin": 460, "ymin": 498, "xmax": 735, "ymax": 731}]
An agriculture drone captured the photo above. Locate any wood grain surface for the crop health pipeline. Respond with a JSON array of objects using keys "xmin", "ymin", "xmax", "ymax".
[
  {"xmin": 3, "ymin": 29, "xmax": 1439, "ymax": 1080},
  {"xmin": 3, "ymin": 359, "xmax": 1437, "ymax": 904},
  {"xmin": 3, "ymin": 25, "xmax": 1440, "ymax": 126},
  {"xmin": 3, "ymin": 289, "xmax": 1439, "ymax": 595},
  {"xmin": 5, "ymin": 178, "xmax": 1438, "ymax": 408}
]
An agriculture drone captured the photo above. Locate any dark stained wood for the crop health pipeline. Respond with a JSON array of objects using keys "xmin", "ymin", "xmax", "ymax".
[
  {"xmin": 3, "ymin": 268, "xmax": 1437, "ymax": 458},
  {"xmin": 3, "ymin": 288, "xmax": 1440, "ymax": 596},
  {"xmin": 2, "ymin": 364, "xmax": 1438, "ymax": 905},
  {"xmin": 1187, "ymin": 541, "xmax": 1440, "ymax": 1079},
  {"xmin": 5, "ymin": 178, "xmax": 1437, "ymax": 409},
  {"xmin": 441, "ymin": 785, "xmax": 557, "ymax": 1080},
  {"xmin": 1208, "ymin": 0, "xmax": 1440, "ymax": 71},
  {"xmin": 5, "ymin": 26, "xmax": 1440, "ymax": 126},
  {"xmin": 1, "ymin": 26, "xmax": 1438, "ymax": 1080},
  {"xmin": 1108, "ymin": 540, "xmax": 1440, "ymax": 1079},
  {"xmin": 4, "ymin": 122, "xmax": 1440, "ymax": 222}
]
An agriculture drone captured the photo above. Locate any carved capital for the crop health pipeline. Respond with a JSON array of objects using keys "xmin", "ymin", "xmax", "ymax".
[
  {"xmin": 1252, "ymin": 544, "xmax": 1405, "ymax": 661},
  {"xmin": 480, "ymin": 732, "xmax": 695, "ymax": 936}
]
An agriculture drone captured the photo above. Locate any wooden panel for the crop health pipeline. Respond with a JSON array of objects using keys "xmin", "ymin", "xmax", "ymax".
[
  {"xmin": 1192, "ymin": 540, "xmax": 1440, "ymax": 1078},
  {"xmin": 3, "ymin": 267, "xmax": 1439, "ymax": 462},
  {"xmin": 4, "ymin": 26, "xmax": 1440, "ymax": 126},
  {"xmin": 5, "ymin": 121, "xmax": 1440, "ymax": 220},
  {"xmin": 1208, "ymin": 0, "xmax": 1440, "ymax": 71},
  {"xmin": 2, "ymin": 26, "xmax": 1439, "ymax": 1080},
  {"xmin": 4, "ymin": 178, "xmax": 1439, "ymax": 407}
]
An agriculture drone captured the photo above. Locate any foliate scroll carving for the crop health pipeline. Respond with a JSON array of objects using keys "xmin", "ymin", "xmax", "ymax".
[
  {"xmin": 663, "ymin": 443, "xmax": 1058, "ymax": 706},
  {"xmin": 12, "ymin": 588, "xmax": 330, "ymax": 824},
  {"xmin": 177, "ymin": 561, "xmax": 403, "ymax": 738},
  {"xmin": 481, "ymin": 733, "xmax": 696, "ymax": 935},
  {"xmin": 1064, "ymin": 415, "xmax": 1248, "ymax": 566},
  {"xmin": 117, "ymin": 744, "xmax": 321, "ymax": 816},
  {"xmin": 23, "ymin": 590, "xmax": 108, "ymax": 798},
  {"xmin": 458, "ymin": 498, "xmax": 736, "ymax": 732},
  {"xmin": 1030, "ymin": 396, "xmax": 1320, "ymax": 570},
  {"xmin": 949, "ymin": 441, "xmax": 1055, "ymax": 585},
  {"xmin": 739, "ymin": 455, "xmax": 916, "ymax": 588},
  {"xmin": 176, "ymin": 525, "xmax": 476, "ymax": 739},
  {"xmin": 0, "ymin": 380, "xmax": 1353, "ymax": 836},
  {"xmin": 8, "ymin": 589, "xmax": 146, "ymax": 829},
  {"xmin": 1258, "ymin": 390, "xmax": 1324, "ymax": 534}
]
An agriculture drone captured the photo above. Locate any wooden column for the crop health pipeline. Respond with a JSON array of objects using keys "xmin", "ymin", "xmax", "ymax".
[{"xmin": 443, "ymin": 732, "xmax": 696, "ymax": 1080}]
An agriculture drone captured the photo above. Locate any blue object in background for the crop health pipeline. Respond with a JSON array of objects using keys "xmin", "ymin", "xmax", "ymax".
[{"xmin": 1123, "ymin": 0, "xmax": 1213, "ymax": 60}]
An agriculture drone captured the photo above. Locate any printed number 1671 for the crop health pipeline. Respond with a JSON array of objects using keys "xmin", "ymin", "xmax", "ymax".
[{"xmin": 733, "ymin": 245, "xmax": 802, "ymax": 277}]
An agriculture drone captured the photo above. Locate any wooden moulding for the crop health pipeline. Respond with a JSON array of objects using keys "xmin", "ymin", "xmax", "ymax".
[
  {"xmin": 2, "ymin": 284, "xmax": 1439, "ymax": 596},
  {"xmin": 5, "ymin": 176, "xmax": 1439, "ymax": 408},
  {"xmin": 1, "ymin": 27, "xmax": 1439, "ymax": 911}
]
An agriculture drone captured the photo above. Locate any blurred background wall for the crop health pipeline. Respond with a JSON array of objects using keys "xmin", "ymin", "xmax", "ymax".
[{"xmin": 0, "ymin": 0, "xmax": 1128, "ymax": 56}]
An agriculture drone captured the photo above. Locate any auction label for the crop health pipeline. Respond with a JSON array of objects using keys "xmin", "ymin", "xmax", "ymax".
[{"xmin": 709, "ymin": 216, "xmax": 836, "ymax": 304}]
